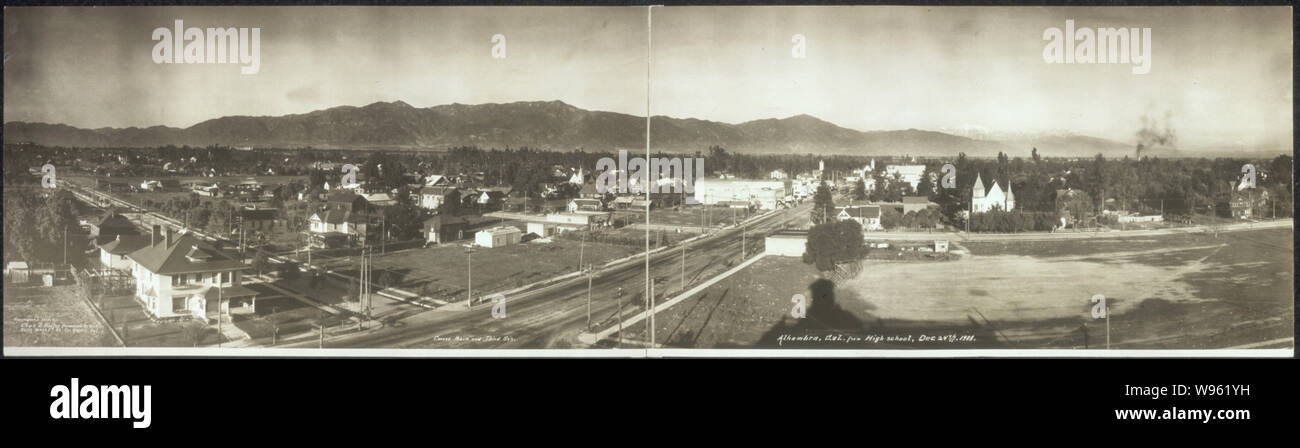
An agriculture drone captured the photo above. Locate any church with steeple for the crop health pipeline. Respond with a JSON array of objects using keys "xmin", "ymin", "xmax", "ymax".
[{"xmin": 971, "ymin": 173, "xmax": 1015, "ymax": 213}]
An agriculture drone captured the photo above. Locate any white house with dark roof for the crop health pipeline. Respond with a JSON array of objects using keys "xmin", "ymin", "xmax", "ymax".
[
  {"xmin": 837, "ymin": 205, "xmax": 882, "ymax": 231},
  {"xmin": 99, "ymin": 234, "xmax": 150, "ymax": 271},
  {"xmin": 125, "ymin": 227, "xmax": 256, "ymax": 321}
]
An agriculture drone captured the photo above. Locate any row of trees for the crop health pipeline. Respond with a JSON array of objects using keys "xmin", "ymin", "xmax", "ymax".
[
  {"xmin": 4, "ymin": 190, "xmax": 84, "ymax": 265},
  {"xmin": 966, "ymin": 210, "xmax": 1060, "ymax": 233}
]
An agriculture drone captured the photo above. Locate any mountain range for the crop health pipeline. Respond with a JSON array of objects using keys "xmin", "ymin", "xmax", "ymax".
[{"xmin": 5, "ymin": 100, "xmax": 1172, "ymax": 158}]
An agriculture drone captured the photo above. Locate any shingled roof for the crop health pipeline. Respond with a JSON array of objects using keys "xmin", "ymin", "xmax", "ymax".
[
  {"xmin": 96, "ymin": 213, "xmax": 139, "ymax": 233},
  {"xmin": 127, "ymin": 232, "xmax": 247, "ymax": 275},
  {"xmin": 98, "ymin": 235, "xmax": 150, "ymax": 255}
]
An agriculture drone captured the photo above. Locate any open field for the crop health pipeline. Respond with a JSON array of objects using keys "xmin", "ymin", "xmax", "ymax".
[
  {"xmin": 4, "ymin": 285, "xmax": 116, "ymax": 347},
  {"xmin": 617, "ymin": 206, "xmax": 758, "ymax": 229},
  {"xmin": 630, "ymin": 228, "xmax": 1293, "ymax": 349},
  {"xmin": 320, "ymin": 237, "xmax": 639, "ymax": 303}
]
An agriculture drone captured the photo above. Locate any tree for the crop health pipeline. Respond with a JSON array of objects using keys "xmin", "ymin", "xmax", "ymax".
[
  {"xmin": 382, "ymin": 203, "xmax": 426, "ymax": 240},
  {"xmin": 803, "ymin": 220, "xmax": 863, "ymax": 271},
  {"xmin": 810, "ymin": 181, "xmax": 835, "ymax": 225},
  {"xmin": 251, "ymin": 248, "xmax": 270, "ymax": 278},
  {"xmin": 4, "ymin": 194, "xmax": 39, "ymax": 262},
  {"xmin": 853, "ymin": 177, "xmax": 867, "ymax": 201},
  {"xmin": 916, "ymin": 170, "xmax": 935, "ymax": 198},
  {"xmin": 1089, "ymin": 154, "xmax": 1107, "ymax": 212}
]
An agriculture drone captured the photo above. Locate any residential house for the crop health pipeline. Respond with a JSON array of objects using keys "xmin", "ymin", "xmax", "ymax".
[
  {"xmin": 1228, "ymin": 195, "xmax": 1253, "ymax": 219},
  {"xmin": 568, "ymin": 198, "xmax": 604, "ymax": 213},
  {"xmin": 361, "ymin": 192, "xmax": 396, "ymax": 207},
  {"xmin": 98, "ymin": 234, "xmax": 150, "ymax": 271},
  {"xmin": 902, "ymin": 196, "xmax": 935, "ymax": 214},
  {"xmin": 477, "ymin": 187, "xmax": 512, "ymax": 207},
  {"xmin": 423, "ymin": 215, "xmax": 468, "ymax": 245},
  {"xmin": 838, "ymin": 205, "xmax": 883, "ymax": 231},
  {"xmin": 238, "ymin": 208, "xmax": 278, "ymax": 231},
  {"xmin": 90, "ymin": 212, "xmax": 140, "ymax": 245},
  {"xmin": 424, "ymin": 174, "xmax": 450, "ymax": 187},
  {"xmin": 307, "ymin": 191, "xmax": 372, "ymax": 248},
  {"xmin": 612, "ymin": 196, "xmax": 637, "ymax": 210},
  {"xmin": 418, "ymin": 186, "xmax": 458, "ymax": 210},
  {"xmin": 308, "ymin": 209, "xmax": 369, "ymax": 248},
  {"xmin": 126, "ymin": 227, "xmax": 258, "ymax": 321}
]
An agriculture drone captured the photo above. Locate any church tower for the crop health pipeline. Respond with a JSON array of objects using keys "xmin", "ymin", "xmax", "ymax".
[
  {"xmin": 972, "ymin": 172, "xmax": 986, "ymax": 199},
  {"xmin": 1005, "ymin": 181, "xmax": 1015, "ymax": 211}
]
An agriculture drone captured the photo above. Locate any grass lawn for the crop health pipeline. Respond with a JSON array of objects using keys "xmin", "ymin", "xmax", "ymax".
[
  {"xmin": 232, "ymin": 304, "xmax": 340, "ymax": 342},
  {"xmin": 96, "ymin": 294, "xmax": 230, "ymax": 347},
  {"xmin": 635, "ymin": 206, "xmax": 755, "ymax": 229},
  {"xmin": 626, "ymin": 228, "xmax": 1293, "ymax": 350},
  {"xmin": 4, "ymin": 285, "xmax": 116, "ymax": 347},
  {"xmin": 312, "ymin": 238, "xmax": 639, "ymax": 303}
]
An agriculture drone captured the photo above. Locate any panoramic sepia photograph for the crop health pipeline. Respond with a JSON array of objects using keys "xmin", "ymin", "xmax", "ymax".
[{"xmin": 1, "ymin": 5, "xmax": 1292, "ymax": 354}]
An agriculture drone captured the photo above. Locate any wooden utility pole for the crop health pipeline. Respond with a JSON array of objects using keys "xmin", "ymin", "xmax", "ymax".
[
  {"xmin": 643, "ymin": 16, "xmax": 653, "ymax": 350},
  {"xmin": 648, "ymin": 280, "xmax": 655, "ymax": 347},
  {"xmin": 1106, "ymin": 304, "xmax": 1111, "ymax": 350},
  {"xmin": 217, "ymin": 284, "xmax": 223, "ymax": 348},
  {"xmin": 616, "ymin": 287, "xmax": 624, "ymax": 348},
  {"xmin": 466, "ymin": 247, "xmax": 475, "ymax": 308},
  {"xmin": 585, "ymin": 265, "xmax": 593, "ymax": 331},
  {"xmin": 318, "ymin": 310, "xmax": 324, "ymax": 349}
]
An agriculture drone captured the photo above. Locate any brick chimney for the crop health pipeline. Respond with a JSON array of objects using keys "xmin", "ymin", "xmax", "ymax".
[
  {"xmin": 165, "ymin": 227, "xmax": 175, "ymax": 247},
  {"xmin": 151, "ymin": 225, "xmax": 161, "ymax": 245}
]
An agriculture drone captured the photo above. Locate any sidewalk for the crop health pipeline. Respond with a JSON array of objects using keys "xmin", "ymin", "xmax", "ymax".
[{"xmin": 215, "ymin": 314, "xmax": 252, "ymax": 344}]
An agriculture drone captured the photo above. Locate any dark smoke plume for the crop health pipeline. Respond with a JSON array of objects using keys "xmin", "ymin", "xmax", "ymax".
[{"xmin": 1135, "ymin": 111, "xmax": 1177, "ymax": 158}]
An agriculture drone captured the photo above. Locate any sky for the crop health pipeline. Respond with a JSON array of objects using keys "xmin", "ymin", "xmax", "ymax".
[
  {"xmin": 650, "ymin": 6, "xmax": 1292, "ymax": 149},
  {"xmin": 4, "ymin": 6, "xmax": 1292, "ymax": 150},
  {"xmin": 3, "ymin": 6, "xmax": 648, "ymax": 129}
]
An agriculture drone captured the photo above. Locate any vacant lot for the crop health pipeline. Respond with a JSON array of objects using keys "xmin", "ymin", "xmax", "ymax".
[
  {"xmin": 639, "ymin": 206, "xmax": 755, "ymax": 229},
  {"xmin": 4, "ymin": 285, "xmax": 116, "ymax": 347},
  {"xmin": 316, "ymin": 238, "xmax": 639, "ymax": 303},
  {"xmin": 632, "ymin": 228, "xmax": 1293, "ymax": 350}
]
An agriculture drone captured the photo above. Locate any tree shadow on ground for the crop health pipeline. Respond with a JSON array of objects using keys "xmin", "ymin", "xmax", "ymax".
[
  {"xmin": 757, "ymin": 278, "xmax": 864, "ymax": 347},
  {"xmin": 756, "ymin": 278, "xmax": 1005, "ymax": 349}
]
